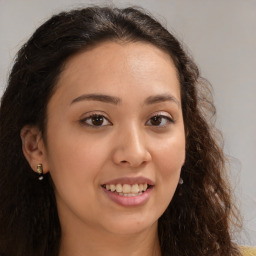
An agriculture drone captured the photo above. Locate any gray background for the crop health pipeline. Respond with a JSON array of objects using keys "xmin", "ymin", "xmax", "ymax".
[{"xmin": 0, "ymin": 0, "xmax": 255, "ymax": 245}]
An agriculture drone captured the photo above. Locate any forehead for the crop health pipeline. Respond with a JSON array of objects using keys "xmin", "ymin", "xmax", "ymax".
[{"xmin": 52, "ymin": 41, "xmax": 180, "ymax": 104}]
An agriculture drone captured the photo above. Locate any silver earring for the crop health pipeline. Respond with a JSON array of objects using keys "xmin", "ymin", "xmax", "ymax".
[
  {"xmin": 179, "ymin": 177, "xmax": 183, "ymax": 185},
  {"xmin": 36, "ymin": 164, "xmax": 44, "ymax": 180}
]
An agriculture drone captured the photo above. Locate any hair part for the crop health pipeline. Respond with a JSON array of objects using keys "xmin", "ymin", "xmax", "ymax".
[{"xmin": 0, "ymin": 6, "xmax": 241, "ymax": 256}]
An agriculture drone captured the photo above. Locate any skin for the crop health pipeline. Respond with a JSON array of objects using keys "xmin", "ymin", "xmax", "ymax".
[{"xmin": 21, "ymin": 41, "xmax": 186, "ymax": 256}]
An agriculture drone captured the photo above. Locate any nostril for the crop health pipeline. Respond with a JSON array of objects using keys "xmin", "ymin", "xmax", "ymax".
[{"xmin": 120, "ymin": 160, "xmax": 130, "ymax": 165}]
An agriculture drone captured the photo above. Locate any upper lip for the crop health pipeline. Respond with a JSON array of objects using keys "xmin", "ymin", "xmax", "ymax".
[{"xmin": 102, "ymin": 176, "xmax": 154, "ymax": 186}]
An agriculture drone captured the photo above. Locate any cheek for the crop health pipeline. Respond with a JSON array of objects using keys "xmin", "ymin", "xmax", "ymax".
[
  {"xmin": 45, "ymin": 127, "xmax": 111, "ymax": 199},
  {"xmin": 45, "ymin": 135, "xmax": 110, "ymax": 218},
  {"xmin": 47, "ymin": 136, "xmax": 108, "ymax": 181},
  {"xmin": 153, "ymin": 134, "xmax": 185, "ymax": 202},
  {"xmin": 155, "ymin": 132, "xmax": 185, "ymax": 172}
]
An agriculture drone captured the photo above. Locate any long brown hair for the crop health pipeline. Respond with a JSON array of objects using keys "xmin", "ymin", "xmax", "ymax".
[{"xmin": 0, "ymin": 6, "xmax": 241, "ymax": 256}]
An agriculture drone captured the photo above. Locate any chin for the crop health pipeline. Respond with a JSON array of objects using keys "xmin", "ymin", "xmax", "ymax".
[{"xmin": 101, "ymin": 214, "xmax": 159, "ymax": 236}]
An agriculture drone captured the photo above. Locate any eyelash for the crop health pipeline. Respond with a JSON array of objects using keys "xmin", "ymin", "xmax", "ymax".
[
  {"xmin": 80, "ymin": 113, "xmax": 174, "ymax": 128},
  {"xmin": 80, "ymin": 113, "xmax": 112, "ymax": 127},
  {"xmin": 146, "ymin": 114, "xmax": 174, "ymax": 128}
]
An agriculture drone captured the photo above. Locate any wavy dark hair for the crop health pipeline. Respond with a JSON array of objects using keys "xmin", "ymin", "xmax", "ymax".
[{"xmin": 0, "ymin": 6, "xmax": 241, "ymax": 256}]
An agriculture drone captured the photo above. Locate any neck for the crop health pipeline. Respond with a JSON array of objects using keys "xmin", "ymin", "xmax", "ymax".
[{"xmin": 58, "ymin": 220, "xmax": 161, "ymax": 256}]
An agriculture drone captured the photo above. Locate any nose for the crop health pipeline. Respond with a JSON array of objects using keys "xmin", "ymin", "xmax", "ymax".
[{"xmin": 112, "ymin": 124, "xmax": 152, "ymax": 168}]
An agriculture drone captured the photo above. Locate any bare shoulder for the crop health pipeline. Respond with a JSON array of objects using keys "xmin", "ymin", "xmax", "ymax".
[{"xmin": 240, "ymin": 246, "xmax": 256, "ymax": 256}]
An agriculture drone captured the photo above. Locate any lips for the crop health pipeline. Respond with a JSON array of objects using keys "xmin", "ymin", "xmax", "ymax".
[{"xmin": 101, "ymin": 176, "xmax": 154, "ymax": 206}]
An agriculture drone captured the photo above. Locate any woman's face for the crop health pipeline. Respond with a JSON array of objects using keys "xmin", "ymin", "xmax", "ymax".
[{"xmin": 44, "ymin": 41, "xmax": 185, "ymax": 235}]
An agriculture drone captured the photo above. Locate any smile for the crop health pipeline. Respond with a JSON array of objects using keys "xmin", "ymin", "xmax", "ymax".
[
  {"xmin": 102, "ymin": 183, "xmax": 152, "ymax": 197},
  {"xmin": 101, "ymin": 177, "xmax": 154, "ymax": 206}
]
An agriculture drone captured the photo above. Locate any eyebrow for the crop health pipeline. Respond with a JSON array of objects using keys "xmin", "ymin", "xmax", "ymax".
[
  {"xmin": 70, "ymin": 93, "xmax": 180, "ymax": 107},
  {"xmin": 71, "ymin": 94, "xmax": 121, "ymax": 105},
  {"xmin": 144, "ymin": 94, "xmax": 180, "ymax": 107}
]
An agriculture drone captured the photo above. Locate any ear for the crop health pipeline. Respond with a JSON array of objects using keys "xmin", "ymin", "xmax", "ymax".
[{"xmin": 20, "ymin": 125, "xmax": 49, "ymax": 174}]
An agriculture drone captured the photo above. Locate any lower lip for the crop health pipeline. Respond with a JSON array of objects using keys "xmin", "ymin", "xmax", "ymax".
[{"xmin": 102, "ymin": 187, "xmax": 153, "ymax": 207}]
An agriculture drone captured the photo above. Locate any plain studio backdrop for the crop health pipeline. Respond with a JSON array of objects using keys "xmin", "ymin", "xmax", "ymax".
[{"xmin": 0, "ymin": 0, "xmax": 255, "ymax": 246}]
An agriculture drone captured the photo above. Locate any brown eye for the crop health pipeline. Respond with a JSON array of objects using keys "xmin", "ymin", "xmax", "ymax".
[
  {"xmin": 91, "ymin": 115, "xmax": 104, "ymax": 126},
  {"xmin": 150, "ymin": 116, "xmax": 163, "ymax": 126},
  {"xmin": 81, "ymin": 114, "xmax": 111, "ymax": 127},
  {"xmin": 146, "ymin": 114, "xmax": 173, "ymax": 127}
]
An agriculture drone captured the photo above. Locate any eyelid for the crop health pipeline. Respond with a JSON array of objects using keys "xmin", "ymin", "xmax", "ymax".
[
  {"xmin": 147, "ymin": 111, "xmax": 174, "ymax": 121},
  {"xmin": 146, "ymin": 111, "xmax": 174, "ymax": 127},
  {"xmin": 79, "ymin": 111, "xmax": 112, "ymax": 127}
]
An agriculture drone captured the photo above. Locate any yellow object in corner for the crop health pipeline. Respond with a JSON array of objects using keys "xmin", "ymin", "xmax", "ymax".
[{"xmin": 240, "ymin": 246, "xmax": 256, "ymax": 256}]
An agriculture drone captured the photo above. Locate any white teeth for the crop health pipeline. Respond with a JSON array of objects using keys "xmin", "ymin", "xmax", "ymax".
[
  {"xmin": 131, "ymin": 184, "xmax": 139, "ymax": 193},
  {"xmin": 104, "ymin": 183, "xmax": 150, "ymax": 195},
  {"xmin": 122, "ymin": 192, "xmax": 143, "ymax": 197},
  {"xmin": 110, "ymin": 184, "xmax": 115, "ymax": 192},
  {"xmin": 116, "ymin": 184, "xmax": 122, "ymax": 193},
  {"xmin": 123, "ymin": 184, "xmax": 131, "ymax": 193}
]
